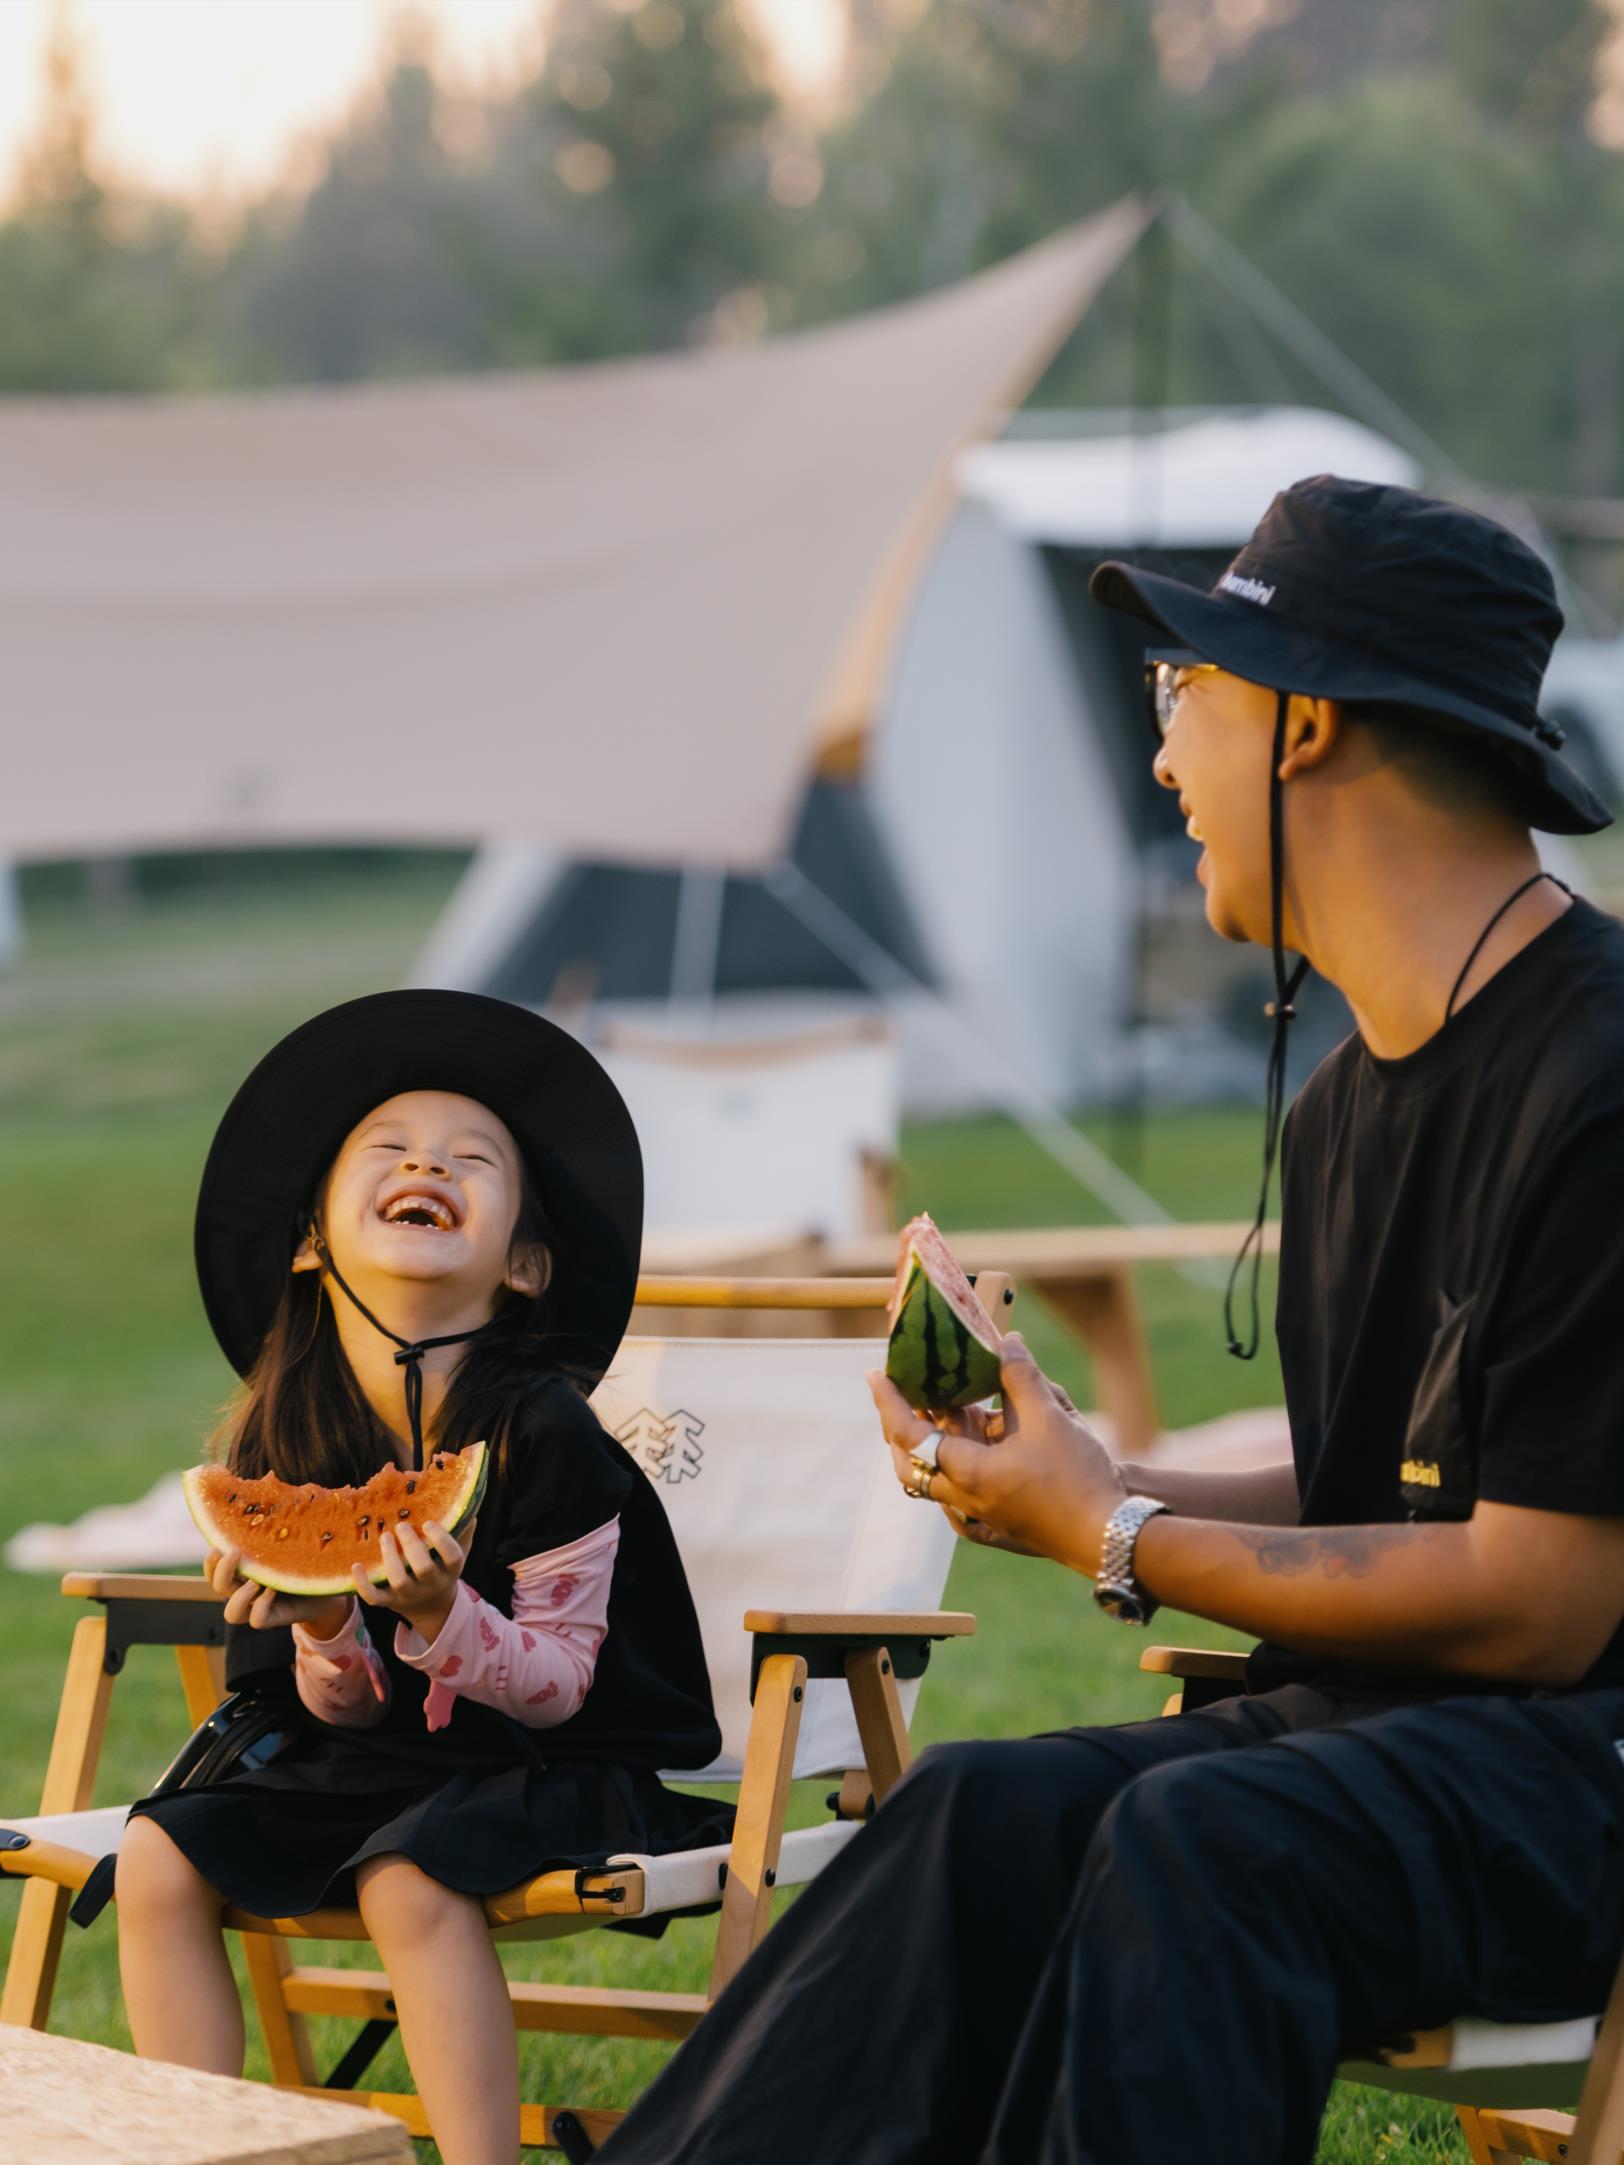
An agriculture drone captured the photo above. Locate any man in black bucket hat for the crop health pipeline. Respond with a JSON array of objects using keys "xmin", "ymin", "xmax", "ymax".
[{"xmin": 595, "ymin": 481, "xmax": 1624, "ymax": 2165}]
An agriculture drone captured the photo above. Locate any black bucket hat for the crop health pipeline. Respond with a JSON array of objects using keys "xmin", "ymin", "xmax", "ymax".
[
  {"xmin": 1090, "ymin": 473, "xmax": 1610, "ymax": 836},
  {"xmin": 195, "ymin": 990, "xmax": 643, "ymax": 1398}
]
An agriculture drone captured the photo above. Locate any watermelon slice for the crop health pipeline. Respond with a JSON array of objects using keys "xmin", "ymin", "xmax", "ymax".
[
  {"xmin": 884, "ymin": 1215, "xmax": 1005, "ymax": 1412},
  {"xmin": 183, "ymin": 1441, "xmax": 489, "ymax": 1598}
]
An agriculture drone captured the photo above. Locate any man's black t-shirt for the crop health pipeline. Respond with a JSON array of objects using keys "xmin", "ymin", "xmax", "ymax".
[{"xmin": 1271, "ymin": 894, "xmax": 1624, "ymax": 1694}]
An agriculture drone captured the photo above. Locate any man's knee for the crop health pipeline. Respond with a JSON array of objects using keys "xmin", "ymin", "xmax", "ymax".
[
  {"xmin": 1088, "ymin": 1744, "xmax": 1344, "ymax": 1914},
  {"xmin": 891, "ymin": 1733, "xmax": 1151, "ymax": 1871}
]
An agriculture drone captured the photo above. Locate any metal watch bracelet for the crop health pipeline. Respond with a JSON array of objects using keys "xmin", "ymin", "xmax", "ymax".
[{"xmin": 1092, "ymin": 1495, "xmax": 1170, "ymax": 1626}]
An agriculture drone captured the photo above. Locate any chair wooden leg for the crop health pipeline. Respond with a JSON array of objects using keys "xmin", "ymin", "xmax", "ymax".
[
  {"xmin": 172, "ymin": 1648, "xmax": 319, "ymax": 2085},
  {"xmin": 173, "ymin": 1642, "xmax": 227, "ymax": 1724},
  {"xmin": 1038, "ymin": 1267, "xmax": 1160, "ymax": 1458},
  {"xmin": 1562, "ymin": 1941, "xmax": 1624, "ymax": 2165},
  {"xmin": 1456, "ymin": 2106, "xmax": 1516, "ymax": 2164},
  {"xmin": 708, "ymin": 1652, "xmax": 806, "ymax": 2002},
  {"xmin": 843, "ymin": 1646, "xmax": 911, "ymax": 1807},
  {"xmin": 1, "ymin": 1615, "xmax": 115, "ymax": 2028},
  {"xmin": 1463, "ymin": 2109, "xmax": 1585, "ymax": 2163},
  {"xmin": 242, "ymin": 1934, "xmax": 320, "ymax": 2087}
]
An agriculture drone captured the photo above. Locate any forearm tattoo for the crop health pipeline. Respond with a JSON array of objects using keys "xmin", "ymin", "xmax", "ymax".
[{"xmin": 1228, "ymin": 1523, "xmax": 1443, "ymax": 1579}]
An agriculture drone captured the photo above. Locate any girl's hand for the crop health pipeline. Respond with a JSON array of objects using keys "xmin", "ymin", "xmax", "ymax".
[
  {"xmin": 352, "ymin": 1519, "xmax": 474, "ymax": 1646},
  {"xmin": 204, "ymin": 1547, "xmax": 354, "ymax": 1636},
  {"xmin": 868, "ymin": 1333, "xmax": 1126, "ymax": 1576}
]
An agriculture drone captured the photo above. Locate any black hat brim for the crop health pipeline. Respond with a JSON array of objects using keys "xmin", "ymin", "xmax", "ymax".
[
  {"xmin": 1091, "ymin": 561, "xmax": 1611, "ymax": 837},
  {"xmin": 195, "ymin": 990, "xmax": 642, "ymax": 1382}
]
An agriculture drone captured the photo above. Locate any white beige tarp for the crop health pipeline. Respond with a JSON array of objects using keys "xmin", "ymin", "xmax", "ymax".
[{"xmin": 1, "ymin": 200, "xmax": 1143, "ymax": 870}]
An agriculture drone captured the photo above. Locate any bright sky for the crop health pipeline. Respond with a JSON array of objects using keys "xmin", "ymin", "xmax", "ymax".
[{"xmin": 0, "ymin": 0, "xmax": 848, "ymax": 205}]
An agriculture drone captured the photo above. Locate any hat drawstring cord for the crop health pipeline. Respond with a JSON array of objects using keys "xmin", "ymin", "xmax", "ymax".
[
  {"xmin": 308, "ymin": 1227, "xmax": 497, "ymax": 1473},
  {"xmin": 1443, "ymin": 870, "xmax": 1570, "ymax": 1025},
  {"xmin": 1222, "ymin": 698, "xmax": 1574, "ymax": 1363},
  {"xmin": 1226, "ymin": 690, "xmax": 1308, "ymax": 1362}
]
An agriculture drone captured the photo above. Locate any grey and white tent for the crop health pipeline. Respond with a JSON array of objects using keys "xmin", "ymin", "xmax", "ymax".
[{"xmin": 417, "ymin": 405, "xmax": 1425, "ymax": 1112}]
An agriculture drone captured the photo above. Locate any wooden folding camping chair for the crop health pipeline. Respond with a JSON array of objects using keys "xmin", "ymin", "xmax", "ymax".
[
  {"xmin": 0, "ymin": 1272, "xmax": 1012, "ymax": 2154},
  {"xmin": 1144, "ymin": 1645, "xmax": 1624, "ymax": 2165}
]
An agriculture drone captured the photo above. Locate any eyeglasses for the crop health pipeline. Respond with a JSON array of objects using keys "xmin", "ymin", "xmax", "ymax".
[{"xmin": 1145, "ymin": 649, "xmax": 1221, "ymax": 740}]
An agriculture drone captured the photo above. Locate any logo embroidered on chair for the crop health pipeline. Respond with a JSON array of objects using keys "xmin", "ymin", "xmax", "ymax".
[{"xmin": 614, "ymin": 1407, "xmax": 707, "ymax": 1485}]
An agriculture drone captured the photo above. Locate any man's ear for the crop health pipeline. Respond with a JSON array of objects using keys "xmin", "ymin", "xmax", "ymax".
[
  {"xmin": 505, "ymin": 1242, "xmax": 553, "ymax": 1300},
  {"xmin": 291, "ymin": 1222, "xmax": 323, "ymax": 1275},
  {"xmin": 1279, "ymin": 696, "xmax": 1342, "ymax": 780}
]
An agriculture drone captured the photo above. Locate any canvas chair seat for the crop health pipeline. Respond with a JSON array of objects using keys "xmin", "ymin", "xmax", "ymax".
[
  {"xmin": 2, "ymin": 1288, "xmax": 990, "ymax": 2155},
  {"xmin": 4, "ymin": 1806, "xmax": 859, "ymax": 1933}
]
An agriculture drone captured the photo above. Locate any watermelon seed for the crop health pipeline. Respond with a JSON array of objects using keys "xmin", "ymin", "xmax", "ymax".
[
  {"xmin": 277, "ymin": 1526, "xmax": 290, "ymax": 1540},
  {"xmin": 406, "ymin": 1479, "xmax": 417, "ymax": 1494},
  {"xmin": 399, "ymin": 1508, "xmax": 411, "ymax": 1520},
  {"xmin": 320, "ymin": 1532, "xmax": 334, "ymax": 1545}
]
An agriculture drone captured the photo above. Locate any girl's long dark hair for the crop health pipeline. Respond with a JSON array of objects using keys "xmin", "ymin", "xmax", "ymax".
[{"xmin": 213, "ymin": 1162, "xmax": 588, "ymax": 1487}]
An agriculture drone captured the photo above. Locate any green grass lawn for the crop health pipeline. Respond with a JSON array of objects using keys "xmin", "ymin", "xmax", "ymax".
[{"xmin": 0, "ymin": 870, "xmax": 1477, "ymax": 2160}]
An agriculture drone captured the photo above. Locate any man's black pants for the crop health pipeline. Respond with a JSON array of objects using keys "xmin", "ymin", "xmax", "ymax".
[{"xmin": 601, "ymin": 1682, "xmax": 1624, "ymax": 2165}]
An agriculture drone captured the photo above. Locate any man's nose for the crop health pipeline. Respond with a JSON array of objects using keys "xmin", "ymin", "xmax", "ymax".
[{"xmin": 1152, "ymin": 742, "xmax": 1178, "ymax": 791}]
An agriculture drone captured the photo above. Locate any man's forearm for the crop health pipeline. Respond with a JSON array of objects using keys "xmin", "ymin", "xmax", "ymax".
[
  {"xmin": 1115, "ymin": 1456, "xmax": 1300, "ymax": 1526},
  {"xmin": 1132, "ymin": 1514, "xmax": 1544, "ymax": 1682}
]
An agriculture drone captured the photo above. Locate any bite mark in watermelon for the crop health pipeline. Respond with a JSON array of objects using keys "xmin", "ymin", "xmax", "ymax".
[
  {"xmin": 183, "ymin": 1441, "xmax": 488, "ymax": 1598},
  {"xmin": 884, "ymin": 1214, "xmax": 1005, "ymax": 1412}
]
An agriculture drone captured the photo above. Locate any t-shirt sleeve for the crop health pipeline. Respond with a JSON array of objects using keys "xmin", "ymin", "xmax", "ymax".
[
  {"xmin": 1476, "ymin": 1111, "xmax": 1624, "ymax": 1516},
  {"xmin": 492, "ymin": 1378, "xmax": 636, "ymax": 1572}
]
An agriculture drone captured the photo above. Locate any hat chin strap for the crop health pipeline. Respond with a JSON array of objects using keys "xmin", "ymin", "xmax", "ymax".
[
  {"xmin": 1226, "ymin": 690, "xmax": 1308, "ymax": 1362},
  {"xmin": 308, "ymin": 1227, "xmax": 501, "ymax": 1472},
  {"xmin": 1221, "ymin": 696, "xmax": 1573, "ymax": 1363}
]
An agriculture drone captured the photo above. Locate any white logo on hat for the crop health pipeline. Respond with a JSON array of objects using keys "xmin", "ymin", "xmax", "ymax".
[{"xmin": 1220, "ymin": 571, "xmax": 1276, "ymax": 606}]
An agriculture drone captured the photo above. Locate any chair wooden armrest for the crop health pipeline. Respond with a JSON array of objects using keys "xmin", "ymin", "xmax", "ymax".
[
  {"xmin": 743, "ymin": 1609, "xmax": 975, "ymax": 1639},
  {"xmin": 0, "ymin": 1830, "xmax": 97, "ymax": 1894},
  {"xmin": 1140, "ymin": 1646, "xmax": 1250, "ymax": 1681},
  {"xmin": 61, "ymin": 1571, "xmax": 222, "ymax": 1604}
]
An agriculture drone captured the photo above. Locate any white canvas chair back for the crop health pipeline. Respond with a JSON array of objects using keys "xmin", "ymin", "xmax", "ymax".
[
  {"xmin": 591, "ymin": 1332, "xmax": 951, "ymax": 1779},
  {"xmin": 597, "ymin": 1021, "xmax": 898, "ymax": 1244}
]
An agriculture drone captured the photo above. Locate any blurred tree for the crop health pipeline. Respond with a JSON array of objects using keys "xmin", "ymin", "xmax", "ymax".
[
  {"xmin": 0, "ymin": 1, "xmax": 201, "ymax": 393},
  {"xmin": 232, "ymin": 17, "xmax": 496, "ymax": 380},
  {"xmin": 474, "ymin": 0, "xmax": 785, "ymax": 360},
  {"xmin": 1446, "ymin": 0, "xmax": 1611, "ymax": 143},
  {"xmin": 1185, "ymin": 71, "xmax": 1566, "ymax": 484},
  {"xmin": 802, "ymin": 0, "xmax": 1167, "ymax": 319}
]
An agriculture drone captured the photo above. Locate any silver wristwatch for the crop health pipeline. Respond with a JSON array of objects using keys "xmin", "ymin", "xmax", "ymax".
[{"xmin": 1092, "ymin": 1495, "xmax": 1170, "ymax": 1625}]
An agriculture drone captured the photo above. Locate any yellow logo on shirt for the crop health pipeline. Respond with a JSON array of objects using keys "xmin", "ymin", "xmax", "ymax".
[{"xmin": 1400, "ymin": 1458, "xmax": 1442, "ymax": 1488}]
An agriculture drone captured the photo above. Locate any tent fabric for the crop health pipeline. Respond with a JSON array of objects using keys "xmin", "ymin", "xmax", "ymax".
[{"xmin": 3, "ymin": 200, "xmax": 1145, "ymax": 872}]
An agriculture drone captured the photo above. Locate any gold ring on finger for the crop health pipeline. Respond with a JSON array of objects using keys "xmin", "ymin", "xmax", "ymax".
[{"xmin": 911, "ymin": 1430, "xmax": 947, "ymax": 1475}]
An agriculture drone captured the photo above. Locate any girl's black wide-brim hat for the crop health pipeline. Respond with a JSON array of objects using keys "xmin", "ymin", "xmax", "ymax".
[{"xmin": 195, "ymin": 989, "xmax": 643, "ymax": 1383}]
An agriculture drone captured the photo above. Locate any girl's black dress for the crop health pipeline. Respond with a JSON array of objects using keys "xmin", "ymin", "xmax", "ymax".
[{"xmin": 129, "ymin": 1377, "xmax": 733, "ymax": 1915}]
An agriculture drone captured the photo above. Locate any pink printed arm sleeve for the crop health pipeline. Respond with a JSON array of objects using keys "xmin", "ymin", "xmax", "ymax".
[
  {"xmin": 394, "ymin": 1517, "xmax": 619, "ymax": 1734},
  {"xmin": 291, "ymin": 1601, "xmax": 391, "ymax": 1728}
]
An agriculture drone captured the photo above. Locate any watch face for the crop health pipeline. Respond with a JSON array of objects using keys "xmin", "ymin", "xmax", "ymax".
[{"xmin": 1093, "ymin": 1583, "xmax": 1148, "ymax": 1626}]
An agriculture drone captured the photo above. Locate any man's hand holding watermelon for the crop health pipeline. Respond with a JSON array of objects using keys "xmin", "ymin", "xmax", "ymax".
[{"xmin": 869, "ymin": 1333, "xmax": 1127, "ymax": 1577}]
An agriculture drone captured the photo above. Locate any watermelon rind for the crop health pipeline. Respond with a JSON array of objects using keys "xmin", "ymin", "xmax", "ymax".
[
  {"xmin": 885, "ymin": 1250, "xmax": 1004, "ymax": 1413},
  {"xmin": 184, "ymin": 1440, "xmax": 489, "ymax": 1598}
]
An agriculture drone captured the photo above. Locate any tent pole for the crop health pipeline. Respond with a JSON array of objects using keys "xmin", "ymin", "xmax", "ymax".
[
  {"xmin": 1168, "ymin": 197, "xmax": 1615, "ymax": 643},
  {"xmin": 762, "ymin": 858, "xmax": 1186, "ymax": 1236},
  {"xmin": 1167, "ymin": 196, "xmax": 1461, "ymax": 481},
  {"xmin": 670, "ymin": 866, "xmax": 726, "ymax": 1014}
]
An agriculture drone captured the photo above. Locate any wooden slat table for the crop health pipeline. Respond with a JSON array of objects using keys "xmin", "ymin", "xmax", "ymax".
[{"xmin": 0, "ymin": 2023, "xmax": 412, "ymax": 2165}]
